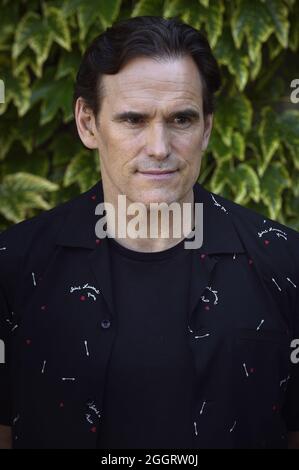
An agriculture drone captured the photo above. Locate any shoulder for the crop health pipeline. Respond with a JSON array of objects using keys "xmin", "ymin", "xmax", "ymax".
[
  {"xmin": 0, "ymin": 185, "xmax": 96, "ymax": 295},
  {"xmin": 0, "ymin": 196, "xmax": 70, "ymax": 258},
  {"xmin": 214, "ymin": 191, "xmax": 299, "ymax": 244},
  {"xmin": 212, "ymin": 191, "xmax": 299, "ymax": 281},
  {"xmin": 0, "ymin": 184, "xmax": 96, "ymax": 250}
]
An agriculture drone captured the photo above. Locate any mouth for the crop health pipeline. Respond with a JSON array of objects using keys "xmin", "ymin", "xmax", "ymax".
[{"xmin": 136, "ymin": 170, "xmax": 178, "ymax": 179}]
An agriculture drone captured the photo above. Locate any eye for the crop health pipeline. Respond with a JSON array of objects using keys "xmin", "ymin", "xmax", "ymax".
[
  {"xmin": 125, "ymin": 116, "xmax": 145, "ymax": 126},
  {"xmin": 173, "ymin": 115, "xmax": 192, "ymax": 127}
]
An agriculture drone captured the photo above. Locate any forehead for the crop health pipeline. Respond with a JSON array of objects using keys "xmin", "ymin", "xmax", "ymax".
[{"xmin": 100, "ymin": 56, "xmax": 204, "ymax": 110}]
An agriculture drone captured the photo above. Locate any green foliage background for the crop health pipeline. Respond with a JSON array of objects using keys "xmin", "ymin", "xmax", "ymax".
[{"xmin": 0, "ymin": 0, "xmax": 299, "ymax": 231}]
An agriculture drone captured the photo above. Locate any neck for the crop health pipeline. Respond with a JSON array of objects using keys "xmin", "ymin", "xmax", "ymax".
[{"xmin": 101, "ymin": 185, "xmax": 195, "ymax": 253}]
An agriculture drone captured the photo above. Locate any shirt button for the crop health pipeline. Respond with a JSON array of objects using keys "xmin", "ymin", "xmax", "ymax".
[{"xmin": 101, "ymin": 319, "xmax": 111, "ymax": 329}]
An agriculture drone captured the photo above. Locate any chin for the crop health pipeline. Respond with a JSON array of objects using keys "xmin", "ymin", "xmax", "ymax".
[{"xmin": 137, "ymin": 189, "xmax": 180, "ymax": 206}]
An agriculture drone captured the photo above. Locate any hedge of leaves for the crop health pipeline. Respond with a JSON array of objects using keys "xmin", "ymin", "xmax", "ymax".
[{"xmin": 0, "ymin": 0, "xmax": 299, "ymax": 231}]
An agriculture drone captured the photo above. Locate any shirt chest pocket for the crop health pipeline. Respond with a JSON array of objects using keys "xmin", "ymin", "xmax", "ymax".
[{"xmin": 233, "ymin": 328, "xmax": 291, "ymax": 414}]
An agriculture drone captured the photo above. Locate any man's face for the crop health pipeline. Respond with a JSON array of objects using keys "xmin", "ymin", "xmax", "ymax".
[{"xmin": 76, "ymin": 55, "xmax": 213, "ymax": 206}]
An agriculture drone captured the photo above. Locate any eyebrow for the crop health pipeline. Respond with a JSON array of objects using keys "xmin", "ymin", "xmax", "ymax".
[{"xmin": 112, "ymin": 108, "xmax": 200, "ymax": 121}]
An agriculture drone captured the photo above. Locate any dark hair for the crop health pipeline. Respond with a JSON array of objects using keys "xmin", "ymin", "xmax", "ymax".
[{"xmin": 73, "ymin": 16, "xmax": 221, "ymax": 118}]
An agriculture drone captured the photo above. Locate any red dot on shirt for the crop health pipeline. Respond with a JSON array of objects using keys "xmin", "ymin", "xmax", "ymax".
[
  {"xmin": 91, "ymin": 195, "xmax": 96, "ymax": 200},
  {"xmin": 80, "ymin": 295, "xmax": 86, "ymax": 301},
  {"xmin": 95, "ymin": 239, "xmax": 101, "ymax": 245},
  {"xmin": 248, "ymin": 259, "xmax": 253, "ymax": 265},
  {"xmin": 272, "ymin": 405, "xmax": 278, "ymax": 412},
  {"xmin": 264, "ymin": 240, "xmax": 270, "ymax": 245},
  {"xmin": 91, "ymin": 426, "xmax": 97, "ymax": 433},
  {"xmin": 250, "ymin": 368, "xmax": 255, "ymax": 373},
  {"xmin": 200, "ymin": 254, "xmax": 206, "ymax": 259},
  {"xmin": 59, "ymin": 402, "xmax": 64, "ymax": 408},
  {"xmin": 204, "ymin": 305, "xmax": 210, "ymax": 311},
  {"xmin": 26, "ymin": 339, "xmax": 31, "ymax": 345},
  {"xmin": 41, "ymin": 305, "xmax": 46, "ymax": 310}
]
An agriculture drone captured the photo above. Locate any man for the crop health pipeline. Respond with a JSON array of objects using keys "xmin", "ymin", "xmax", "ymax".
[{"xmin": 0, "ymin": 16, "xmax": 299, "ymax": 449}]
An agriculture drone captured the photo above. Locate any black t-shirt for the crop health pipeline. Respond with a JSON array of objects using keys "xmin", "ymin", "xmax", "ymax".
[{"xmin": 98, "ymin": 236, "xmax": 197, "ymax": 449}]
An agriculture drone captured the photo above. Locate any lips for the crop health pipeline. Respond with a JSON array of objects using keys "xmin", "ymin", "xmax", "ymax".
[{"xmin": 138, "ymin": 170, "xmax": 177, "ymax": 175}]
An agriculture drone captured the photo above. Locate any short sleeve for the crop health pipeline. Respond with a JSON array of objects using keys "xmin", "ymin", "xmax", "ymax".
[
  {"xmin": 0, "ymin": 284, "xmax": 12, "ymax": 425},
  {"xmin": 281, "ymin": 238, "xmax": 299, "ymax": 432}
]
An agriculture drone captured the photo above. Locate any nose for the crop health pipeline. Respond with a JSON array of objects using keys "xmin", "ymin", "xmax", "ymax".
[{"xmin": 146, "ymin": 122, "xmax": 171, "ymax": 160}]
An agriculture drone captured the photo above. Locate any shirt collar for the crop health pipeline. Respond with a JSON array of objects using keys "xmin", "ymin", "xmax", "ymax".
[{"xmin": 55, "ymin": 179, "xmax": 246, "ymax": 255}]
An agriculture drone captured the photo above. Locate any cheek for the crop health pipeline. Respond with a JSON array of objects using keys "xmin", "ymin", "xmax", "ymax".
[
  {"xmin": 171, "ymin": 131, "xmax": 203, "ymax": 156},
  {"xmin": 106, "ymin": 128, "xmax": 143, "ymax": 156},
  {"xmin": 103, "ymin": 136, "xmax": 136, "ymax": 176}
]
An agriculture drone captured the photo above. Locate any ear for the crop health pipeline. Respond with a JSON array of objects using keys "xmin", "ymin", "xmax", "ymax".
[
  {"xmin": 201, "ymin": 113, "xmax": 213, "ymax": 152},
  {"xmin": 74, "ymin": 97, "xmax": 98, "ymax": 149}
]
